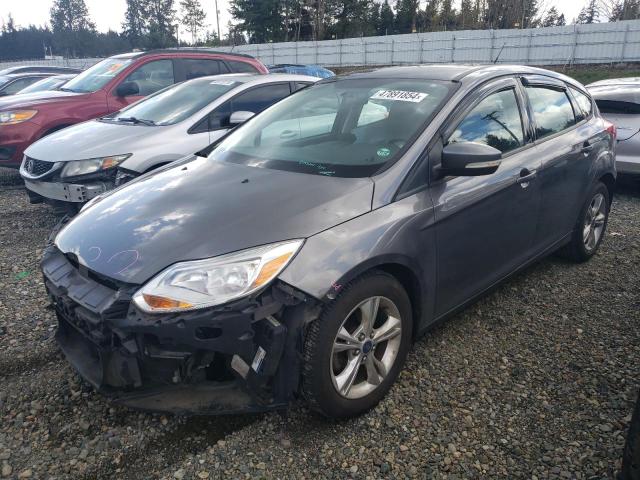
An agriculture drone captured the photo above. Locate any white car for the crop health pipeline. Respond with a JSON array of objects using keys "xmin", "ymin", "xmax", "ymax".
[{"xmin": 20, "ymin": 73, "xmax": 319, "ymax": 212}]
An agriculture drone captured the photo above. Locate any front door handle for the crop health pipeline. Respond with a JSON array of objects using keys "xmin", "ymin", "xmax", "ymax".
[{"xmin": 517, "ymin": 168, "xmax": 537, "ymax": 188}]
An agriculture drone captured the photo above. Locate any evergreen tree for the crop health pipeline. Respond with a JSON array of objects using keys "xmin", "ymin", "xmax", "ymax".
[
  {"xmin": 122, "ymin": 0, "xmax": 147, "ymax": 48},
  {"xmin": 458, "ymin": 0, "xmax": 477, "ymax": 29},
  {"xmin": 180, "ymin": 0, "xmax": 207, "ymax": 44},
  {"xmin": 145, "ymin": 0, "xmax": 177, "ymax": 47},
  {"xmin": 230, "ymin": 0, "xmax": 285, "ymax": 43},
  {"xmin": 419, "ymin": 0, "xmax": 440, "ymax": 31},
  {"xmin": 541, "ymin": 6, "xmax": 564, "ymax": 27},
  {"xmin": 576, "ymin": 0, "xmax": 600, "ymax": 23},
  {"xmin": 395, "ymin": 0, "xmax": 419, "ymax": 33},
  {"xmin": 439, "ymin": 0, "xmax": 457, "ymax": 30},
  {"xmin": 50, "ymin": 0, "xmax": 96, "ymax": 56},
  {"xmin": 378, "ymin": 0, "xmax": 395, "ymax": 35}
]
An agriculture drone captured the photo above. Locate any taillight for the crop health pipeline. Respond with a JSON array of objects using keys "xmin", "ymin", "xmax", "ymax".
[{"xmin": 604, "ymin": 120, "xmax": 617, "ymax": 139}]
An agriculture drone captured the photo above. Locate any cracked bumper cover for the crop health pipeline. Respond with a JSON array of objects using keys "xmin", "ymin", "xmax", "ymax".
[{"xmin": 42, "ymin": 246, "xmax": 313, "ymax": 414}]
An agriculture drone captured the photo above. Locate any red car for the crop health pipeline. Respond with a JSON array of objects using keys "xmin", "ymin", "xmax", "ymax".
[{"xmin": 0, "ymin": 49, "xmax": 267, "ymax": 168}]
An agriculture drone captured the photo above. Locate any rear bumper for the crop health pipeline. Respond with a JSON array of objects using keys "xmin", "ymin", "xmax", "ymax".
[
  {"xmin": 617, "ymin": 157, "xmax": 640, "ymax": 175},
  {"xmin": 42, "ymin": 245, "xmax": 312, "ymax": 414}
]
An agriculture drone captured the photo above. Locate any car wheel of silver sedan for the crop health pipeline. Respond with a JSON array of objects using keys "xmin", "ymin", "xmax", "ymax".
[{"xmin": 302, "ymin": 271, "xmax": 412, "ymax": 418}]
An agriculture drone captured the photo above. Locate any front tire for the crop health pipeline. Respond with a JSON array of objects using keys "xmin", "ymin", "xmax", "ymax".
[
  {"xmin": 302, "ymin": 271, "xmax": 413, "ymax": 418},
  {"xmin": 559, "ymin": 181, "xmax": 610, "ymax": 262}
]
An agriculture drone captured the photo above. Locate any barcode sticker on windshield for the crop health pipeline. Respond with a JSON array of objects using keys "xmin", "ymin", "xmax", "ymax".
[
  {"xmin": 210, "ymin": 80, "xmax": 236, "ymax": 85},
  {"xmin": 371, "ymin": 90, "xmax": 429, "ymax": 102}
]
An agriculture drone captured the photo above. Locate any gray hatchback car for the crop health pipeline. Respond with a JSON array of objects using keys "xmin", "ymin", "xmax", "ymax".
[{"xmin": 43, "ymin": 65, "xmax": 616, "ymax": 418}]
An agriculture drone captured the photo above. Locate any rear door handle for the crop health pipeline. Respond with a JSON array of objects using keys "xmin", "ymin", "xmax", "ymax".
[{"xmin": 581, "ymin": 141, "xmax": 594, "ymax": 154}]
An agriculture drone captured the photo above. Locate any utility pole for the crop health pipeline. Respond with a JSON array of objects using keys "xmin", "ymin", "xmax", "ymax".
[{"xmin": 215, "ymin": 0, "xmax": 221, "ymax": 42}]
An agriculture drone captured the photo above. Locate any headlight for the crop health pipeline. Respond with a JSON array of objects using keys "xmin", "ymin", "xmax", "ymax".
[
  {"xmin": 0, "ymin": 110, "xmax": 38, "ymax": 125},
  {"xmin": 133, "ymin": 240, "xmax": 304, "ymax": 313},
  {"xmin": 61, "ymin": 154, "xmax": 131, "ymax": 178}
]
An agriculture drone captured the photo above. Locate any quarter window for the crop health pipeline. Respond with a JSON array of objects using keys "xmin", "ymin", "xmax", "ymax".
[
  {"xmin": 448, "ymin": 89, "xmax": 524, "ymax": 154},
  {"xmin": 570, "ymin": 87, "xmax": 593, "ymax": 121},
  {"xmin": 526, "ymin": 86, "xmax": 576, "ymax": 139},
  {"xmin": 122, "ymin": 60, "xmax": 175, "ymax": 96}
]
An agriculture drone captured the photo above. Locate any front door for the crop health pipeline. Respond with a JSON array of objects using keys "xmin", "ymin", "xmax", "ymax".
[
  {"xmin": 430, "ymin": 78, "xmax": 542, "ymax": 317},
  {"xmin": 108, "ymin": 59, "xmax": 176, "ymax": 112}
]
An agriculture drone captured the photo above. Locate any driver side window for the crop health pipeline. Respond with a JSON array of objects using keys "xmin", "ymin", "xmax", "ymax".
[
  {"xmin": 121, "ymin": 60, "xmax": 175, "ymax": 96},
  {"xmin": 448, "ymin": 88, "xmax": 524, "ymax": 154}
]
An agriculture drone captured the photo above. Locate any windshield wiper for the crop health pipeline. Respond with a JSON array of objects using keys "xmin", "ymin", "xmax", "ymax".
[{"xmin": 115, "ymin": 116, "xmax": 156, "ymax": 126}]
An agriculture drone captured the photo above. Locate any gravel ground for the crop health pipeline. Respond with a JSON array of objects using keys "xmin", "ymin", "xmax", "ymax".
[{"xmin": 0, "ymin": 166, "xmax": 638, "ymax": 479}]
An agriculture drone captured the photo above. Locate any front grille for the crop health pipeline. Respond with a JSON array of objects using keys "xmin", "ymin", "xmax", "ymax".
[{"xmin": 24, "ymin": 156, "xmax": 54, "ymax": 176}]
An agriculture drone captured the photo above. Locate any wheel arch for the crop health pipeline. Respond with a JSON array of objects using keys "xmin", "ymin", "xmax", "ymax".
[
  {"xmin": 330, "ymin": 255, "xmax": 425, "ymax": 340},
  {"xmin": 597, "ymin": 172, "xmax": 615, "ymax": 205}
]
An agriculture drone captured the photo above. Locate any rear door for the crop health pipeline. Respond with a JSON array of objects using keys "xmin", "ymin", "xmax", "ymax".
[
  {"xmin": 522, "ymin": 77, "xmax": 601, "ymax": 250},
  {"xmin": 176, "ymin": 58, "xmax": 230, "ymax": 80},
  {"xmin": 430, "ymin": 77, "xmax": 542, "ymax": 317}
]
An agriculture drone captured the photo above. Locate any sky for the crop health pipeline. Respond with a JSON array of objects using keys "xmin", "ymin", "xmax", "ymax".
[{"xmin": 0, "ymin": 0, "xmax": 590, "ymax": 39}]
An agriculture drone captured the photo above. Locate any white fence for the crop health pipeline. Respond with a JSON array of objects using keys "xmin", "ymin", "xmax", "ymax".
[
  {"xmin": 0, "ymin": 57, "xmax": 103, "ymax": 71},
  {"xmin": 218, "ymin": 19, "xmax": 640, "ymax": 67},
  {"xmin": 2, "ymin": 19, "xmax": 640, "ymax": 71}
]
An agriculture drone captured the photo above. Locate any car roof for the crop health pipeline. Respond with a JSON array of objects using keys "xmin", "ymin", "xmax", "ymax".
[
  {"xmin": 337, "ymin": 64, "xmax": 581, "ymax": 88},
  {"xmin": 182, "ymin": 73, "xmax": 320, "ymax": 86},
  {"xmin": 587, "ymin": 77, "xmax": 640, "ymax": 88},
  {"xmin": 4, "ymin": 72, "xmax": 53, "ymax": 79},
  {"xmin": 111, "ymin": 48, "xmax": 257, "ymax": 61}
]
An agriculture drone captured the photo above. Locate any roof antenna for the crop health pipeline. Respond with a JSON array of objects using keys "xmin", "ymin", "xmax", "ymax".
[{"xmin": 493, "ymin": 43, "xmax": 505, "ymax": 64}]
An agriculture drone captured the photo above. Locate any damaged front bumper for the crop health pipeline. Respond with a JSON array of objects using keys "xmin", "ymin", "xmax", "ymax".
[
  {"xmin": 24, "ymin": 179, "xmax": 108, "ymax": 203},
  {"xmin": 42, "ymin": 246, "xmax": 316, "ymax": 414}
]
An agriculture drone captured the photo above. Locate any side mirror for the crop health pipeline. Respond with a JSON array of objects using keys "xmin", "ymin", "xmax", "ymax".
[
  {"xmin": 440, "ymin": 142, "xmax": 502, "ymax": 176},
  {"xmin": 229, "ymin": 110, "xmax": 255, "ymax": 126},
  {"xmin": 116, "ymin": 81, "xmax": 139, "ymax": 97}
]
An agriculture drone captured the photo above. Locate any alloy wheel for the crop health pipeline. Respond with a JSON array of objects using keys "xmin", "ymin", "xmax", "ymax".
[
  {"xmin": 330, "ymin": 296, "xmax": 402, "ymax": 399},
  {"xmin": 583, "ymin": 192, "xmax": 607, "ymax": 252}
]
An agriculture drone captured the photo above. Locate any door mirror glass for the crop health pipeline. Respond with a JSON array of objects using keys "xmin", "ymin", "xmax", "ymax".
[
  {"xmin": 229, "ymin": 110, "xmax": 255, "ymax": 126},
  {"xmin": 441, "ymin": 142, "xmax": 502, "ymax": 176},
  {"xmin": 116, "ymin": 81, "xmax": 140, "ymax": 97}
]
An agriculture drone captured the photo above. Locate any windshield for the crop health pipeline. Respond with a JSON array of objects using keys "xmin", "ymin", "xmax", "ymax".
[
  {"xmin": 63, "ymin": 58, "xmax": 132, "ymax": 93},
  {"xmin": 109, "ymin": 78, "xmax": 241, "ymax": 126},
  {"xmin": 0, "ymin": 76, "xmax": 10, "ymax": 87},
  {"xmin": 18, "ymin": 77, "xmax": 64, "ymax": 94},
  {"xmin": 208, "ymin": 78, "xmax": 453, "ymax": 177}
]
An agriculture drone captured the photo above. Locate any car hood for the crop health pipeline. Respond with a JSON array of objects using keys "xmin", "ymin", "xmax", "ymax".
[
  {"xmin": 25, "ymin": 120, "xmax": 161, "ymax": 162},
  {"xmin": 0, "ymin": 89, "xmax": 85, "ymax": 110},
  {"xmin": 55, "ymin": 157, "xmax": 374, "ymax": 285}
]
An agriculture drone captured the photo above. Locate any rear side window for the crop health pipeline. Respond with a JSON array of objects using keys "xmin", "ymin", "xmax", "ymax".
[
  {"xmin": 183, "ymin": 59, "xmax": 229, "ymax": 80},
  {"xmin": 570, "ymin": 87, "xmax": 593, "ymax": 121},
  {"xmin": 448, "ymin": 88, "xmax": 524, "ymax": 154},
  {"xmin": 208, "ymin": 83, "xmax": 292, "ymax": 130},
  {"xmin": 526, "ymin": 86, "xmax": 576, "ymax": 139},
  {"xmin": 227, "ymin": 60, "xmax": 260, "ymax": 73},
  {"xmin": 123, "ymin": 59, "xmax": 175, "ymax": 96},
  {"xmin": 231, "ymin": 83, "xmax": 291, "ymax": 113}
]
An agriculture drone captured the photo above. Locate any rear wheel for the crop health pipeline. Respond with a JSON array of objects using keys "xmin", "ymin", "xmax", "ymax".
[
  {"xmin": 302, "ymin": 271, "xmax": 412, "ymax": 418},
  {"xmin": 559, "ymin": 181, "xmax": 610, "ymax": 262}
]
